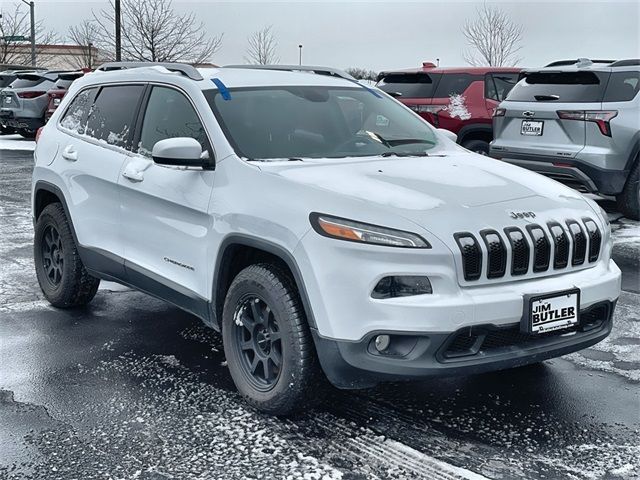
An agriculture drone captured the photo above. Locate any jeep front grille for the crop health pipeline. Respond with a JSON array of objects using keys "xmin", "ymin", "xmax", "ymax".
[{"xmin": 455, "ymin": 218, "xmax": 602, "ymax": 281}]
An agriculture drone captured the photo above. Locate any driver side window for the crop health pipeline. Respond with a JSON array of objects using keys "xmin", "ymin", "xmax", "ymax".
[{"xmin": 138, "ymin": 86, "xmax": 211, "ymax": 157}]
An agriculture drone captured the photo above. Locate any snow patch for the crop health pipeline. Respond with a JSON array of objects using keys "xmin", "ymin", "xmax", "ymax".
[
  {"xmin": 0, "ymin": 134, "xmax": 35, "ymax": 151},
  {"xmin": 444, "ymin": 94, "xmax": 472, "ymax": 120}
]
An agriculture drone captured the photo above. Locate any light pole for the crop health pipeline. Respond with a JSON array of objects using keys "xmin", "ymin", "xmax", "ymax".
[
  {"xmin": 298, "ymin": 44, "xmax": 302, "ymax": 66},
  {"xmin": 88, "ymin": 42, "xmax": 93, "ymax": 69},
  {"xmin": 115, "ymin": 0, "xmax": 121, "ymax": 61},
  {"xmin": 19, "ymin": 0, "xmax": 35, "ymax": 67}
]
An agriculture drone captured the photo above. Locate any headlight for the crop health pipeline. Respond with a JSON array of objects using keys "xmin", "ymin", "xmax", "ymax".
[{"xmin": 310, "ymin": 213, "xmax": 430, "ymax": 248}]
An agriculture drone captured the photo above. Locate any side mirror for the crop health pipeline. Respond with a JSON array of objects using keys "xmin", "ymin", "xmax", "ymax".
[
  {"xmin": 152, "ymin": 137, "xmax": 204, "ymax": 167},
  {"xmin": 437, "ymin": 128, "xmax": 458, "ymax": 143}
]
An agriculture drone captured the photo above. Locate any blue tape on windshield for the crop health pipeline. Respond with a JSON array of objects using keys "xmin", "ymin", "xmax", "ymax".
[
  {"xmin": 346, "ymin": 78, "xmax": 382, "ymax": 98},
  {"xmin": 211, "ymin": 78, "xmax": 231, "ymax": 100}
]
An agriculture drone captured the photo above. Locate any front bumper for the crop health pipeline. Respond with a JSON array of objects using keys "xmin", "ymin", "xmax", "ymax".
[{"xmin": 314, "ymin": 300, "xmax": 615, "ymax": 389}]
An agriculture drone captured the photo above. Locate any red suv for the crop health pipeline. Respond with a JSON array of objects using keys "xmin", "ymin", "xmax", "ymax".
[{"xmin": 377, "ymin": 62, "xmax": 521, "ymax": 155}]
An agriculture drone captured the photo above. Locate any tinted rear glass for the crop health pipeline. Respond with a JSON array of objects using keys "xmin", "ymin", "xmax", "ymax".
[
  {"xmin": 603, "ymin": 71, "xmax": 640, "ymax": 102},
  {"xmin": 54, "ymin": 79, "xmax": 74, "ymax": 89},
  {"xmin": 506, "ymin": 71, "xmax": 610, "ymax": 102},
  {"xmin": 433, "ymin": 73, "xmax": 481, "ymax": 97},
  {"xmin": 377, "ymin": 73, "xmax": 441, "ymax": 98},
  {"xmin": 0, "ymin": 75, "xmax": 16, "ymax": 88},
  {"xmin": 85, "ymin": 85, "xmax": 144, "ymax": 148},
  {"xmin": 10, "ymin": 77, "xmax": 46, "ymax": 89}
]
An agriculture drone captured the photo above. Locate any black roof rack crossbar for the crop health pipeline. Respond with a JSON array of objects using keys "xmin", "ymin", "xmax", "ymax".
[
  {"xmin": 544, "ymin": 59, "xmax": 617, "ymax": 67},
  {"xmin": 609, "ymin": 59, "xmax": 640, "ymax": 67},
  {"xmin": 96, "ymin": 62, "xmax": 203, "ymax": 80},
  {"xmin": 223, "ymin": 64, "xmax": 355, "ymax": 81}
]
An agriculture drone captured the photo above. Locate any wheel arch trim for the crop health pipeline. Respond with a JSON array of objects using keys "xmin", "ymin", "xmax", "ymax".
[{"xmin": 212, "ymin": 234, "xmax": 317, "ymax": 332}]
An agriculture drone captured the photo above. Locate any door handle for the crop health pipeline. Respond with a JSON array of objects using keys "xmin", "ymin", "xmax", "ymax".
[
  {"xmin": 122, "ymin": 169, "xmax": 144, "ymax": 182},
  {"xmin": 61, "ymin": 145, "xmax": 77, "ymax": 161}
]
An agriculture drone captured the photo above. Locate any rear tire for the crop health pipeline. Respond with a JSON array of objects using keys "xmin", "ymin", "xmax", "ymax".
[
  {"xmin": 462, "ymin": 139, "xmax": 490, "ymax": 156},
  {"xmin": 34, "ymin": 203, "xmax": 100, "ymax": 308},
  {"xmin": 222, "ymin": 263, "xmax": 322, "ymax": 415},
  {"xmin": 616, "ymin": 158, "xmax": 639, "ymax": 220}
]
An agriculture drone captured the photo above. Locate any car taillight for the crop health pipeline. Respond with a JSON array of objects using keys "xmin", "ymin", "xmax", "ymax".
[
  {"xmin": 493, "ymin": 107, "xmax": 506, "ymax": 117},
  {"xmin": 35, "ymin": 127, "xmax": 43, "ymax": 143},
  {"xmin": 17, "ymin": 90, "xmax": 47, "ymax": 99},
  {"xmin": 557, "ymin": 110, "xmax": 618, "ymax": 137}
]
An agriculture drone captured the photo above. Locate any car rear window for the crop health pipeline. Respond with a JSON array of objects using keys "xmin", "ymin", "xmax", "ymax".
[
  {"xmin": 506, "ymin": 71, "xmax": 610, "ymax": 102},
  {"xmin": 377, "ymin": 73, "xmax": 441, "ymax": 98},
  {"xmin": 433, "ymin": 73, "xmax": 481, "ymax": 98},
  {"xmin": 9, "ymin": 76, "xmax": 46, "ymax": 88},
  {"xmin": 603, "ymin": 71, "xmax": 640, "ymax": 102},
  {"xmin": 54, "ymin": 79, "xmax": 75, "ymax": 90},
  {"xmin": 0, "ymin": 75, "xmax": 16, "ymax": 88}
]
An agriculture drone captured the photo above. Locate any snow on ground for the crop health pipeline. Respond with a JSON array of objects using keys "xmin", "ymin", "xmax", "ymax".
[{"xmin": 0, "ymin": 134, "xmax": 36, "ymax": 151}]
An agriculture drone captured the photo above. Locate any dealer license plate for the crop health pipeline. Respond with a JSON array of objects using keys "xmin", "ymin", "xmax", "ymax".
[
  {"xmin": 521, "ymin": 120, "xmax": 543, "ymax": 136},
  {"xmin": 525, "ymin": 289, "xmax": 579, "ymax": 334}
]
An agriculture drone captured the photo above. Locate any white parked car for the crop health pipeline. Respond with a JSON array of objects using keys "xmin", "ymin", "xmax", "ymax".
[{"xmin": 33, "ymin": 62, "xmax": 621, "ymax": 415}]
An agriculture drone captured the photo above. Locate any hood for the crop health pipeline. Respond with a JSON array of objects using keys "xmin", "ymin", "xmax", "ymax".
[{"xmin": 261, "ymin": 153, "xmax": 587, "ymax": 212}]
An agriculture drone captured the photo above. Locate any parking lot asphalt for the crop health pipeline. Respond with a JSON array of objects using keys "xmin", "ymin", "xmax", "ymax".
[{"xmin": 1, "ymin": 146, "xmax": 638, "ymax": 480}]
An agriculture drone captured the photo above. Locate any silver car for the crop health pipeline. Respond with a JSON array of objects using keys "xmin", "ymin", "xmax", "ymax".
[
  {"xmin": 491, "ymin": 59, "xmax": 640, "ymax": 220},
  {"xmin": 0, "ymin": 70, "xmax": 64, "ymax": 138}
]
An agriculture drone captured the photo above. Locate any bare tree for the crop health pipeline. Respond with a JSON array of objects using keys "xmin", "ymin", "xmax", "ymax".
[
  {"xmin": 93, "ymin": 0, "xmax": 223, "ymax": 64},
  {"xmin": 245, "ymin": 25, "xmax": 279, "ymax": 65},
  {"xmin": 345, "ymin": 67, "xmax": 378, "ymax": 82},
  {"xmin": 462, "ymin": 4, "xmax": 523, "ymax": 67},
  {"xmin": 0, "ymin": 5, "xmax": 58, "ymax": 65},
  {"xmin": 68, "ymin": 20, "xmax": 100, "ymax": 69}
]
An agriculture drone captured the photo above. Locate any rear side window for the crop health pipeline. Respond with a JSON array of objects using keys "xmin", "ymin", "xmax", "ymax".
[
  {"xmin": 506, "ymin": 71, "xmax": 609, "ymax": 102},
  {"xmin": 377, "ymin": 73, "xmax": 441, "ymax": 98},
  {"xmin": 10, "ymin": 76, "xmax": 45, "ymax": 88},
  {"xmin": 137, "ymin": 86, "xmax": 210, "ymax": 156},
  {"xmin": 485, "ymin": 73, "xmax": 519, "ymax": 101},
  {"xmin": 60, "ymin": 88, "xmax": 98, "ymax": 134},
  {"xmin": 603, "ymin": 72, "xmax": 640, "ymax": 102},
  {"xmin": 433, "ymin": 74, "xmax": 480, "ymax": 98},
  {"xmin": 85, "ymin": 85, "xmax": 145, "ymax": 148}
]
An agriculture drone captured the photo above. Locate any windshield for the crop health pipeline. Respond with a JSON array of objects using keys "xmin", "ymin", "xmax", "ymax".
[{"xmin": 204, "ymin": 86, "xmax": 444, "ymax": 160}]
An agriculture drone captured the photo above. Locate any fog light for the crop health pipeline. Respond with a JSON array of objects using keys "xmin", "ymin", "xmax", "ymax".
[
  {"xmin": 374, "ymin": 334, "xmax": 391, "ymax": 352},
  {"xmin": 372, "ymin": 275, "xmax": 432, "ymax": 299}
]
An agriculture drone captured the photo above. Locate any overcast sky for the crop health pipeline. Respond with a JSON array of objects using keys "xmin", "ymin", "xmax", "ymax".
[{"xmin": 20, "ymin": 0, "xmax": 640, "ymax": 70}]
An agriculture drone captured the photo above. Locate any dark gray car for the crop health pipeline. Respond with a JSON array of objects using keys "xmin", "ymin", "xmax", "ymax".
[{"xmin": 491, "ymin": 59, "xmax": 640, "ymax": 220}]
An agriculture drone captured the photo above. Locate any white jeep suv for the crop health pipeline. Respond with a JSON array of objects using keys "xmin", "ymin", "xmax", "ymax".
[{"xmin": 32, "ymin": 62, "xmax": 621, "ymax": 415}]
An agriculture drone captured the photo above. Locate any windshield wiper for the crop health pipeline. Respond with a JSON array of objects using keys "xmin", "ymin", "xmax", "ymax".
[{"xmin": 380, "ymin": 151, "xmax": 430, "ymax": 157}]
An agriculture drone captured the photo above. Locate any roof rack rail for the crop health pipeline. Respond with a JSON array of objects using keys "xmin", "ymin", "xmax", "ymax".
[
  {"xmin": 609, "ymin": 59, "xmax": 640, "ymax": 67},
  {"xmin": 544, "ymin": 59, "xmax": 616, "ymax": 68},
  {"xmin": 224, "ymin": 64, "xmax": 355, "ymax": 80},
  {"xmin": 95, "ymin": 62, "xmax": 203, "ymax": 81}
]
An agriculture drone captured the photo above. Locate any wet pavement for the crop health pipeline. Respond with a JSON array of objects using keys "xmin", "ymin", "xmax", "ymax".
[{"xmin": 1, "ymin": 147, "xmax": 639, "ymax": 480}]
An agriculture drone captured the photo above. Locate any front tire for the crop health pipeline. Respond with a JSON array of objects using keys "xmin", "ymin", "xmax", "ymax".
[
  {"xmin": 34, "ymin": 203, "xmax": 100, "ymax": 308},
  {"xmin": 616, "ymin": 158, "xmax": 639, "ymax": 220},
  {"xmin": 222, "ymin": 264, "xmax": 322, "ymax": 415}
]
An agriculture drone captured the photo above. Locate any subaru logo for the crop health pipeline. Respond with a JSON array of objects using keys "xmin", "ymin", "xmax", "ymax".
[{"xmin": 523, "ymin": 111, "xmax": 535, "ymax": 118}]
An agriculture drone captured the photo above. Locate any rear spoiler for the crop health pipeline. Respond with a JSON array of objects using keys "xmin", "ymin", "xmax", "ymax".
[{"xmin": 58, "ymin": 71, "xmax": 85, "ymax": 81}]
